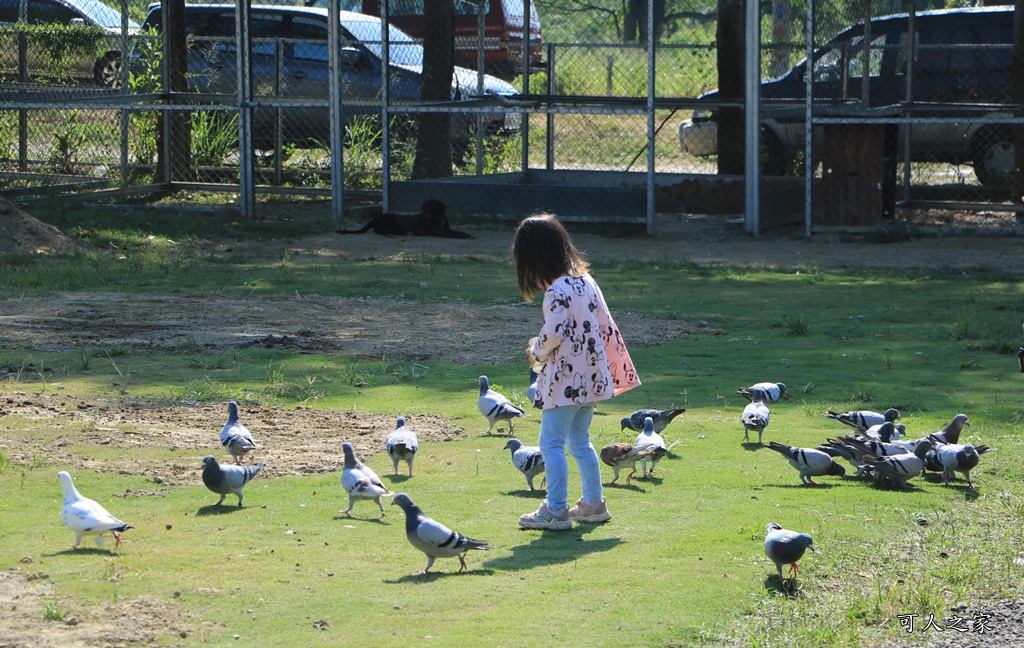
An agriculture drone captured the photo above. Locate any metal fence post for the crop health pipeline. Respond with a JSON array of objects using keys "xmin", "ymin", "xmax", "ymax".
[
  {"xmin": 328, "ymin": 0, "xmax": 345, "ymax": 222},
  {"xmin": 236, "ymin": 0, "xmax": 255, "ymax": 218},
  {"xmin": 744, "ymin": 0, "xmax": 761, "ymax": 236}
]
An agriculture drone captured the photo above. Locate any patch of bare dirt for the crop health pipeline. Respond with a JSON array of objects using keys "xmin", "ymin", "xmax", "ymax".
[
  {"xmin": 0, "ymin": 393, "xmax": 463, "ymax": 485},
  {"xmin": 0, "ymin": 569, "xmax": 189, "ymax": 647}
]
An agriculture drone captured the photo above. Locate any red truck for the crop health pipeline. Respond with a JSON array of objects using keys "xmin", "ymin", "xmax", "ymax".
[{"xmin": 341, "ymin": 0, "xmax": 543, "ymax": 80}]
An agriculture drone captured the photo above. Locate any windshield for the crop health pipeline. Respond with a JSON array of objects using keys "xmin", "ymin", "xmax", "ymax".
[
  {"xmin": 340, "ymin": 14, "xmax": 423, "ymax": 67},
  {"xmin": 76, "ymin": 0, "xmax": 139, "ymax": 29}
]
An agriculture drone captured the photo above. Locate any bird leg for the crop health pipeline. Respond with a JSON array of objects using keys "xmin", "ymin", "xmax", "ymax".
[
  {"xmin": 339, "ymin": 508, "xmax": 353, "ymax": 516},
  {"xmin": 625, "ymin": 468, "xmax": 637, "ymax": 483},
  {"xmin": 743, "ymin": 430, "xmax": 750, "ymax": 442},
  {"xmin": 788, "ymin": 562, "xmax": 800, "ymax": 576},
  {"xmin": 113, "ymin": 532, "xmax": 124, "ymax": 549},
  {"xmin": 458, "ymin": 555, "xmax": 468, "ymax": 572},
  {"xmin": 540, "ymin": 477, "xmax": 546, "ymax": 489}
]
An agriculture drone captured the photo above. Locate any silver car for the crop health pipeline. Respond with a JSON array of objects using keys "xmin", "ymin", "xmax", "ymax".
[{"xmin": 139, "ymin": 3, "xmax": 521, "ymax": 152}]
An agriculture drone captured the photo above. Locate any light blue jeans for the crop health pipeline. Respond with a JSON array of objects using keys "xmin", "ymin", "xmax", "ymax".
[{"xmin": 538, "ymin": 403, "xmax": 602, "ymax": 511}]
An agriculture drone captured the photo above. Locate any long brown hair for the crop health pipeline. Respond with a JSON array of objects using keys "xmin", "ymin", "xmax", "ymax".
[{"xmin": 511, "ymin": 214, "xmax": 589, "ymax": 301}]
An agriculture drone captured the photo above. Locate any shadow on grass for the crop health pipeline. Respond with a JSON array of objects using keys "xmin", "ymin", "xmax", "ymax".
[
  {"xmin": 503, "ymin": 488, "xmax": 546, "ymax": 499},
  {"xmin": 632, "ymin": 474, "xmax": 663, "ymax": 486},
  {"xmin": 331, "ymin": 513, "xmax": 390, "ymax": 525},
  {"xmin": 384, "ymin": 567, "xmax": 497, "ymax": 583},
  {"xmin": 480, "ymin": 524, "xmax": 624, "ymax": 572},
  {"xmin": 742, "ymin": 441, "xmax": 766, "ymax": 452},
  {"xmin": 45, "ymin": 546, "xmax": 118, "ymax": 557},
  {"xmin": 767, "ymin": 482, "xmax": 842, "ymax": 489},
  {"xmin": 603, "ymin": 481, "xmax": 646, "ymax": 492},
  {"xmin": 762, "ymin": 574, "xmax": 805, "ymax": 599},
  {"xmin": 195, "ymin": 504, "xmax": 245, "ymax": 516},
  {"xmin": 385, "ymin": 474, "xmax": 413, "ymax": 485}
]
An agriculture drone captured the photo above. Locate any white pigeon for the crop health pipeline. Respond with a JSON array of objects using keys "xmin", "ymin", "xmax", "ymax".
[
  {"xmin": 764, "ymin": 523, "xmax": 814, "ymax": 582},
  {"xmin": 340, "ymin": 442, "xmax": 393, "ymax": 518},
  {"xmin": 502, "ymin": 438, "xmax": 546, "ymax": 491},
  {"xmin": 478, "ymin": 375, "xmax": 526, "ymax": 436},
  {"xmin": 219, "ymin": 401, "xmax": 257, "ymax": 465},
  {"xmin": 392, "ymin": 493, "xmax": 494, "ymax": 574},
  {"xmin": 201, "ymin": 455, "xmax": 265, "ymax": 507},
  {"xmin": 824, "ymin": 408, "xmax": 900, "ymax": 432},
  {"xmin": 738, "ymin": 382, "xmax": 787, "ymax": 403},
  {"xmin": 385, "ymin": 416, "xmax": 419, "ymax": 477},
  {"xmin": 620, "ymin": 408, "xmax": 686, "ymax": 433},
  {"xmin": 765, "ymin": 442, "xmax": 846, "ymax": 485},
  {"xmin": 633, "ymin": 416, "xmax": 668, "ymax": 478},
  {"xmin": 924, "ymin": 442, "xmax": 989, "ymax": 489},
  {"xmin": 58, "ymin": 471, "xmax": 132, "ymax": 549},
  {"xmin": 741, "ymin": 389, "xmax": 771, "ymax": 443}
]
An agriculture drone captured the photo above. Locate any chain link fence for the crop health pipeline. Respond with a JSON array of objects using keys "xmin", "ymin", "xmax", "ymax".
[{"xmin": 0, "ymin": 0, "xmax": 1020, "ymax": 233}]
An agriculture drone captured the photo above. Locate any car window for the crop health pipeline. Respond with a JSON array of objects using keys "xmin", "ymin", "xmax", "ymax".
[
  {"xmin": 913, "ymin": 26, "xmax": 973, "ymax": 75},
  {"xmin": 0, "ymin": 0, "xmax": 20, "ymax": 23},
  {"xmin": 289, "ymin": 18, "xmax": 328, "ymax": 62},
  {"xmin": 27, "ymin": 0, "xmax": 83, "ymax": 24},
  {"xmin": 342, "ymin": 15, "xmax": 421, "ymax": 66},
  {"xmin": 976, "ymin": 23, "xmax": 1011, "ymax": 71}
]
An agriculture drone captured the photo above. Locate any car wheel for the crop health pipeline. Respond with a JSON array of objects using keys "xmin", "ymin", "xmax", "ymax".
[
  {"xmin": 972, "ymin": 126, "xmax": 1014, "ymax": 187},
  {"xmin": 95, "ymin": 52, "xmax": 123, "ymax": 89}
]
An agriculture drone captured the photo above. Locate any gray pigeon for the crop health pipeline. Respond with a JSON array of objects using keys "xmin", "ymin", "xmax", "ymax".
[
  {"xmin": 620, "ymin": 408, "xmax": 686, "ymax": 433},
  {"xmin": 340, "ymin": 442, "xmax": 393, "ymax": 517},
  {"xmin": 824, "ymin": 408, "xmax": 900, "ymax": 432},
  {"xmin": 503, "ymin": 438, "xmax": 546, "ymax": 491},
  {"xmin": 526, "ymin": 368, "xmax": 539, "ymax": 406},
  {"xmin": 924, "ymin": 442, "xmax": 989, "ymax": 489},
  {"xmin": 633, "ymin": 416, "xmax": 668, "ymax": 478},
  {"xmin": 392, "ymin": 493, "xmax": 494, "ymax": 574},
  {"xmin": 741, "ymin": 389, "xmax": 770, "ymax": 443},
  {"xmin": 861, "ymin": 440, "xmax": 933, "ymax": 489},
  {"xmin": 930, "ymin": 414, "xmax": 970, "ymax": 445},
  {"xmin": 385, "ymin": 417, "xmax": 419, "ymax": 477},
  {"xmin": 478, "ymin": 375, "xmax": 527, "ymax": 435},
  {"xmin": 201, "ymin": 455, "xmax": 265, "ymax": 506},
  {"xmin": 58, "ymin": 471, "xmax": 132, "ymax": 549},
  {"xmin": 765, "ymin": 442, "xmax": 845, "ymax": 485},
  {"xmin": 738, "ymin": 382, "xmax": 787, "ymax": 403},
  {"xmin": 220, "ymin": 401, "xmax": 257, "ymax": 465},
  {"xmin": 764, "ymin": 522, "xmax": 814, "ymax": 582}
]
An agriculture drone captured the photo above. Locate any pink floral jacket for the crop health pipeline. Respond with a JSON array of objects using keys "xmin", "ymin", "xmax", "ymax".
[{"xmin": 528, "ymin": 273, "xmax": 640, "ymax": 409}]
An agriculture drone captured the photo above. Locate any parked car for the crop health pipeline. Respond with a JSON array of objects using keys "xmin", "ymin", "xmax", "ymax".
[
  {"xmin": 333, "ymin": 0, "xmax": 543, "ymax": 80},
  {"xmin": 138, "ymin": 3, "xmax": 521, "ymax": 153},
  {"xmin": 679, "ymin": 6, "xmax": 1015, "ymax": 185},
  {"xmin": 0, "ymin": 0, "xmax": 139, "ymax": 87}
]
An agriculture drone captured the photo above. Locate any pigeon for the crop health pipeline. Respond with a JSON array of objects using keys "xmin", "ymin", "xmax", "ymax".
[
  {"xmin": 58, "ymin": 471, "xmax": 132, "ymax": 549},
  {"xmin": 525, "ymin": 368, "xmax": 539, "ymax": 406},
  {"xmin": 930, "ymin": 414, "xmax": 970, "ymax": 445},
  {"xmin": 864, "ymin": 421, "xmax": 903, "ymax": 441},
  {"xmin": 502, "ymin": 438, "xmax": 546, "ymax": 491},
  {"xmin": 1018, "ymin": 346, "xmax": 1024, "ymax": 373},
  {"xmin": 633, "ymin": 416, "xmax": 668, "ymax": 478},
  {"xmin": 478, "ymin": 375, "xmax": 526, "ymax": 435},
  {"xmin": 620, "ymin": 408, "xmax": 686, "ymax": 434},
  {"xmin": 599, "ymin": 442, "xmax": 655, "ymax": 484},
  {"xmin": 340, "ymin": 442, "xmax": 392, "ymax": 518},
  {"xmin": 385, "ymin": 417, "xmax": 419, "ymax": 477},
  {"xmin": 738, "ymin": 382, "xmax": 787, "ymax": 403},
  {"xmin": 824, "ymin": 408, "xmax": 900, "ymax": 432},
  {"xmin": 924, "ymin": 442, "xmax": 989, "ymax": 489},
  {"xmin": 741, "ymin": 389, "xmax": 770, "ymax": 443},
  {"xmin": 201, "ymin": 455, "xmax": 265, "ymax": 506},
  {"xmin": 839, "ymin": 427, "xmax": 908, "ymax": 459},
  {"xmin": 392, "ymin": 493, "xmax": 494, "ymax": 574},
  {"xmin": 765, "ymin": 442, "xmax": 846, "ymax": 485},
  {"xmin": 764, "ymin": 523, "xmax": 814, "ymax": 582},
  {"xmin": 860, "ymin": 440, "xmax": 933, "ymax": 489},
  {"xmin": 219, "ymin": 401, "xmax": 257, "ymax": 465}
]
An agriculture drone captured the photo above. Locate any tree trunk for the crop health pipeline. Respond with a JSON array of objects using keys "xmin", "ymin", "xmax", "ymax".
[
  {"xmin": 157, "ymin": 0, "xmax": 191, "ymax": 183},
  {"xmin": 716, "ymin": 0, "xmax": 745, "ymax": 175},
  {"xmin": 411, "ymin": 0, "xmax": 454, "ymax": 179}
]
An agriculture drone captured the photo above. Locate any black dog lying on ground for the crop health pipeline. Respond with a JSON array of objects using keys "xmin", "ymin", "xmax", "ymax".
[{"xmin": 336, "ymin": 199, "xmax": 475, "ymax": 239}]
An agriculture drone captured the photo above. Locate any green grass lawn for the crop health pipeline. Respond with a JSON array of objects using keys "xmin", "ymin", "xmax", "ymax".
[{"xmin": 1, "ymin": 208, "xmax": 1022, "ymax": 646}]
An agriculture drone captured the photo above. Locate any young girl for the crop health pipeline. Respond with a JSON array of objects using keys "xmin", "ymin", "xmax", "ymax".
[{"xmin": 511, "ymin": 214, "xmax": 640, "ymax": 530}]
